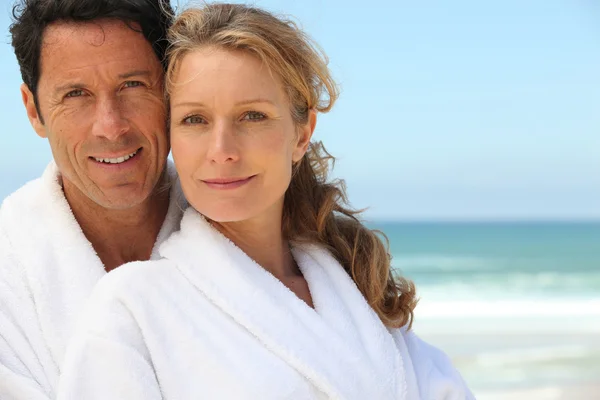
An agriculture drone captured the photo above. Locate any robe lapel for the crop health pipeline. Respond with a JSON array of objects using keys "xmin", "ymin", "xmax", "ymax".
[
  {"xmin": 1, "ymin": 162, "xmax": 184, "ymax": 380},
  {"xmin": 160, "ymin": 209, "xmax": 389, "ymax": 399},
  {"xmin": 1, "ymin": 163, "xmax": 106, "ymax": 378},
  {"xmin": 295, "ymin": 246, "xmax": 407, "ymax": 400}
]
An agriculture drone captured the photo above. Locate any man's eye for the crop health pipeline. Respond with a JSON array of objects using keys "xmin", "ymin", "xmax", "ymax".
[
  {"xmin": 183, "ymin": 115, "xmax": 206, "ymax": 125},
  {"xmin": 242, "ymin": 111, "xmax": 266, "ymax": 121},
  {"xmin": 65, "ymin": 90, "xmax": 84, "ymax": 98},
  {"xmin": 123, "ymin": 81, "xmax": 144, "ymax": 88}
]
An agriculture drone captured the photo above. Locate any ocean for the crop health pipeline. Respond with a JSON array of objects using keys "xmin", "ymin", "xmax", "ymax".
[{"xmin": 374, "ymin": 222, "xmax": 600, "ymax": 399}]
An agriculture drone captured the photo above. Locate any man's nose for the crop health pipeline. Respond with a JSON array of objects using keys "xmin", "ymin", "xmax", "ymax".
[{"xmin": 91, "ymin": 96, "xmax": 130, "ymax": 141}]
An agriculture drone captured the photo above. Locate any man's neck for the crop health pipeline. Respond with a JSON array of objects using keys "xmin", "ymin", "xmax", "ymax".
[{"xmin": 63, "ymin": 179, "xmax": 171, "ymax": 272}]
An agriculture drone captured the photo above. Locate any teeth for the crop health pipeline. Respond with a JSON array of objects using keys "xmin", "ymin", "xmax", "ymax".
[{"xmin": 94, "ymin": 150, "xmax": 138, "ymax": 164}]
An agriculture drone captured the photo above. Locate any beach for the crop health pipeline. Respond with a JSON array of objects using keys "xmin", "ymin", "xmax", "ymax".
[
  {"xmin": 415, "ymin": 313, "xmax": 600, "ymax": 399},
  {"xmin": 377, "ymin": 221, "xmax": 600, "ymax": 399}
]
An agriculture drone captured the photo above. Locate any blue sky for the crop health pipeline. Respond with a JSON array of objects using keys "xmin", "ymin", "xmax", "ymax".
[{"xmin": 0, "ymin": 0, "xmax": 598, "ymax": 220}]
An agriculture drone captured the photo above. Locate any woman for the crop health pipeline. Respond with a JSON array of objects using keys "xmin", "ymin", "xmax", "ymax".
[{"xmin": 57, "ymin": 4, "xmax": 474, "ymax": 399}]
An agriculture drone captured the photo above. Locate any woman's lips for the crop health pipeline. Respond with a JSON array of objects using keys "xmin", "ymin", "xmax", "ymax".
[{"xmin": 201, "ymin": 175, "xmax": 256, "ymax": 190}]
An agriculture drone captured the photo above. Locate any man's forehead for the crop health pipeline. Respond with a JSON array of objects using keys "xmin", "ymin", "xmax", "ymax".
[
  {"xmin": 42, "ymin": 19, "xmax": 144, "ymax": 51},
  {"xmin": 38, "ymin": 18, "xmax": 160, "ymax": 85}
]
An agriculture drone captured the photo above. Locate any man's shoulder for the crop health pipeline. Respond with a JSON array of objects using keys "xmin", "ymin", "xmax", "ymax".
[
  {"xmin": 0, "ymin": 162, "xmax": 58, "ymax": 225},
  {"xmin": 0, "ymin": 176, "xmax": 45, "ymax": 265},
  {"xmin": 0, "ymin": 170, "xmax": 52, "ymax": 258},
  {"xmin": 1, "ymin": 175, "xmax": 46, "ymax": 214},
  {"xmin": 0, "ymin": 164, "xmax": 65, "ymax": 280}
]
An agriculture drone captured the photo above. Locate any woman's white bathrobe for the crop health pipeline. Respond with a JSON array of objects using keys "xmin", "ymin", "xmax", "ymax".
[
  {"xmin": 0, "ymin": 162, "xmax": 184, "ymax": 400},
  {"xmin": 58, "ymin": 208, "xmax": 474, "ymax": 400}
]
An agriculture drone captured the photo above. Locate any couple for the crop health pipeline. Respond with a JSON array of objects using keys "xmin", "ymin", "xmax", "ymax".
[{"xmin": 1, "ymin": 1, "xmax": 474, "ymax": 399}]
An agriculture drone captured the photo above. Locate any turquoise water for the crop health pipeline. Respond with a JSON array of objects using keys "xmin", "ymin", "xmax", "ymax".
[
  {"xmin": 372, "ymin": 222, "xmax": 600, "ymax": 301},
  {"xmin": 372, "ymin": 222, "xmax": 600, "ymax": 396}
]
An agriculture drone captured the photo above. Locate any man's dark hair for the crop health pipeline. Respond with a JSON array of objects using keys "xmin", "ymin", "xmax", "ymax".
[{"xmin": 10, "ymin": 0, "xmax": 173, "ymax": 118}]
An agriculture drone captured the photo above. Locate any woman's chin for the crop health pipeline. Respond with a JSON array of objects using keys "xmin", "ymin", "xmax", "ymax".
[
  {"xmin": 194, "ymin": 206, "xmax": 252, "ymax": 224},
  {"xmin": 189, "ymin": 195, "xmax": 284, "ymax": 225}
]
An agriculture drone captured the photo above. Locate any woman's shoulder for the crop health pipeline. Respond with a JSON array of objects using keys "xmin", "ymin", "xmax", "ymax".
[
  {"xmin": 391, "ymin": 327, "xmax": 475, "ymax": 400},
  {"xmin": 91, "ymin": 259, "xmax": 178, "ymax": 305},
  {"xmin": 74, "ymin": 259, "xmax": 180, "ymax": 339}
]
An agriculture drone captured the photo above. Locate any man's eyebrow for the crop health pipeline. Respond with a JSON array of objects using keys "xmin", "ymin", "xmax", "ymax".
[
  {"xmin": 53, "ymin": 70, "xmax": 154, "ymax": 95},
  {"xmin": 54, "ymin": 83, "xmax": 85, "ymax": 95},
  {"xmin": 118, "ymin": 70, "xmax": 152, "ymax": 80}
]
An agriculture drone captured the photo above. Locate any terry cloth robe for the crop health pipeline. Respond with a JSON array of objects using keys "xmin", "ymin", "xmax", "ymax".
[
  {"xmin": 57, "ymin": 208, "xmax": 474, "ymax": 400},
  {"xmin": 0, "ymin": 161, "xmax": 185, "ymax": 400}
]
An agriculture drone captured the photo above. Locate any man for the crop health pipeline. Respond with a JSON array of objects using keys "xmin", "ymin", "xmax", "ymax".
[{"xmin": 0, "ymin": 1, "xmax": 181, "ymax": 398}]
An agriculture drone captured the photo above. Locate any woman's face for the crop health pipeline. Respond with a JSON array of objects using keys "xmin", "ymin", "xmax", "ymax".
[{"xmin": 170, "ymin": 47, "xmax": 314, "ymax": 223}]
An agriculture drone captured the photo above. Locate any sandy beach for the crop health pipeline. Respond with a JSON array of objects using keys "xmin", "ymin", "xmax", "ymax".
[
  {"xmin": 414, "ymin": 312, "xmax": 600, "ymax": 399},
  {"xmin": 476, "ymin": 382, "xmax": 600, "ymax": 400}
]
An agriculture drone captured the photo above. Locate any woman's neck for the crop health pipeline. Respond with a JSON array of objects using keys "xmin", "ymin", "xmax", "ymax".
[
  {"xmin": 210, "ymin": 209, "xmax": 314, "ymax": 308},
  {"xmin": 211, "ymin": 214, "xmax": 300, "ymax": 280}
]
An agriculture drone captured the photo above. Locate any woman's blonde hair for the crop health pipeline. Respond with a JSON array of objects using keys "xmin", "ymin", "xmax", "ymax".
[{"xmin": 166, "ymin": 3, "xmax": 417, "ymax": 328}]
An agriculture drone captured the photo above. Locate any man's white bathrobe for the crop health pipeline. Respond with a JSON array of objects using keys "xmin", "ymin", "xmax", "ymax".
[
  {"xmin": 0, "ymin": 162, "xmax": 184, "ymax": 400},
  {"xmin": 57, "ymin": 208, "xmax": 474, "ymax": 400}
]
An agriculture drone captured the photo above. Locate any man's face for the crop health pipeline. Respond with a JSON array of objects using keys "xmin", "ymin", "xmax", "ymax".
[{"xmin": 22, "ymin": 19, "xmax": 169, "ymax": 210}]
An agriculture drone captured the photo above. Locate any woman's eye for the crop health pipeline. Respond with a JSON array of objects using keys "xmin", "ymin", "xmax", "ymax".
[
  {"xmin": 243, "ymin": 111, "xmax": 266, "ymax": 121},
  {"xmin": 65, "ymin": 89, "xmax": 84, "ymax": 98},
  {"xmin": 123, "ymin": 81, "xmax": 144, "ymax": 89},
  {"xmin": 183, "ymin": 115, "xmax": 206, "ymax": 125}
]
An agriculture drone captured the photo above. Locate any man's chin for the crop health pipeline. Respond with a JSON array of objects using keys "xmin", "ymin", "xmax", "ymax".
[{"xmin": 81, "ymin": 183, "xmax": 155, "ymax": 211}]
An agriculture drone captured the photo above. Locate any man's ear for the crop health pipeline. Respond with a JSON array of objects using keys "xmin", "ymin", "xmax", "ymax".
[
  {"xmin": 21, "ymin": 83, "xmax": 46, "ymax": 138},
  {"xmin": 292, "ymin": 109, "xmax": 317, "ymax": 162}
]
